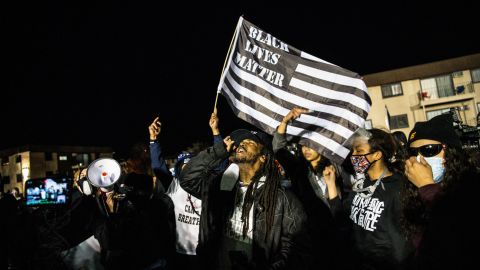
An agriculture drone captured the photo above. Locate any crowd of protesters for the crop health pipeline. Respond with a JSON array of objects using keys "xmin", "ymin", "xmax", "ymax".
[{"xmin": 1, "ymin": 108, "xmax": 479, "ymax": 270}]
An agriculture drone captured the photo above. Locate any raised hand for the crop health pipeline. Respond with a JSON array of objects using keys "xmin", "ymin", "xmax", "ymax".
[
  {"xmin": 282, "ymin": 107, "xmax": 310, "ymax": 123},
  {"xmin": 322, "ymin": 165, "xmax": 338, "ymax": 200},
  {"xmin": 149, "ymin": 117, "xmax": 162, "ymax": 141},
  {"xmin": 278, "ymin": 107, "xmax": 311, "ymax": 134},
  {"xmin": 209, "ymin": 112, "xmax": 220, "ymax": 136},
  {"xmin": 223, "ymin": 136, "xmax": 235, "ymax": 153},
  {"xmin": 322, "ymin": 165, "xmax": 336, "ymax": 185}
]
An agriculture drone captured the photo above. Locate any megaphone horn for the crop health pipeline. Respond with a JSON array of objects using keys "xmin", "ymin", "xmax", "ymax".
[{"xmin": 86, "ymin": 158, "xmax": 122, "ymax": 188}]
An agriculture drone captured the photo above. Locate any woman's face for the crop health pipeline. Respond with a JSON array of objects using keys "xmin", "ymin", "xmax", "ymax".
[
  {"xmin": 301, "ymin": 145, "xmax": 320, "ymax": 162},
  {"xmin": 350, "ymin": 138, "xmax": 381, "ymax": 174},
  {"xmin": 351, "ymin": 140, "xmax": 372, "ymax": 156}
]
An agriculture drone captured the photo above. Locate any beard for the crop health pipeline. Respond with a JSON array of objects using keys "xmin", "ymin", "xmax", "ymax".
[{"xmin": 232, "ymin": 151, "xmax": 262, "ymax": 164}]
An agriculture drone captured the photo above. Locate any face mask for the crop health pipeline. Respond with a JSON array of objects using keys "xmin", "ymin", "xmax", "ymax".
[
  {"xmin": 423, "ymin": 156, "xmax": 445, "ymax": 183},
  {"xmin": 350, "ymin": 154, "xmax": 373, "ymax": 174}
]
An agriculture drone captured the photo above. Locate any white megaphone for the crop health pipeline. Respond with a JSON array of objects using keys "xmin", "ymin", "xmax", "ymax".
[{"xmin": 86, "ymin": 158, "xmax": 122, "ymax": 188}]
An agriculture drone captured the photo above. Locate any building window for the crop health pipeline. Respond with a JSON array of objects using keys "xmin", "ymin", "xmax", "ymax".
[
  {"xmin": 420, "ymin": 74, "xmax": 454, "ymax": 99},
  {"xmin": 472, "ymin": 68, "xmax": 480, "ymax": 83},
  {"xmin": 75, "ymin": 153, "xmax": 89, "ymax": 165},
  {"xmin": 15, "ymin": 155, "xmax": 21, "ymax": 163},
  {"xmin": 16, "ymin": 174, "xmax": 23, "ymax": 183},
  {"xmin": 2, "ymin": 176, "xmax": 10, "ymax": 184},
  {"xmin": 452, "ymin": 71, "xmax": 463, "ymax": 78},
  {"xmin": 426, "ymin": 108, "xmax": 451, "ymax": 120},
  {"xmin": 45, "ymin": 152, "xmax": 53, "ymax": 161},
  {"xmin": 364, "ymin": 119, "xmax": 372, "ymax": 130},
  {"xmin": 389, "ymin": 114, "xmax": 409, "ymax": 129},
  {"xmin": 59, "ymin": 155, "xmax": 68, "ymax": 161},
  {"xmin": 381, "ymin": 83, "xmax": 403, "ymax": 98}
]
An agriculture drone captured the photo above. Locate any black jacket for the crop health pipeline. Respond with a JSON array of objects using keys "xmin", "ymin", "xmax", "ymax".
[
  {"xmin": 415, "ymin": 169, "xmax": 480, "ymax": 269},
  {"xmin": 179, "ymin": 141, "xmax": 310, "ymax": 269},
  {"xmin": 272, "ymin": 131, "xmax": 353, "ymax": 270},
  {"xmin": 92, "ymin": 173, "xmax": 176, "ymax": 270}
]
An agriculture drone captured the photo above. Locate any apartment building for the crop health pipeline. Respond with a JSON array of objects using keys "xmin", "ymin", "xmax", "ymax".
[{"xmin": 363, "ymin": 53, "xmax": 480, "ymax": 136}]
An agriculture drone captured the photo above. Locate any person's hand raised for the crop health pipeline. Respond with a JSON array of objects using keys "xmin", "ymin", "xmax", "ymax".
[
  {"xmin": 282, "ymin": 107, "xmax": 310, "ymax": 124},
  {"xmin": 223, "ymin": 136, "xmax": 235, "ymax": 153},
  {"xmin": 323, "ymin": 164, "xmax": 339, "ymax": 200},
  {"xmin": 322, "ymin": 165, "xmax": 336, "ymax": 185},
  {"xmin": 149, "ymin": 117, "xmax": 161, "ymax": 141},
  {"xmin": 209, "ymin": 112, "xmax": 220, "ymax": 136},
  {"xmin": 277, "ymin": 107, "xmax": 310, "ymax": 134}
]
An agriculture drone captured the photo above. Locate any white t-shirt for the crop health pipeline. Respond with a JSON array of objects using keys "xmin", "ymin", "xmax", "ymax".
[{"xmin": 166, "ymin": 177, "xmax": 202, "ymax": 255}]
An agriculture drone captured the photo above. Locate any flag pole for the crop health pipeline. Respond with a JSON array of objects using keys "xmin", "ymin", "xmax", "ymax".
[{"xmin": 214, "ymin": 16, "xmax": 244, "ymax": 114}]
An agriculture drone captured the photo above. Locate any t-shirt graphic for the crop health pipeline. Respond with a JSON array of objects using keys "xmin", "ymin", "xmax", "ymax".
[
  {"xmin": 167, "ymin": 177, "xmax": 202, "ymax": 255},
  {"xmin": 350, "ymin": 194, "xmax": 385, "ymax": 232}
]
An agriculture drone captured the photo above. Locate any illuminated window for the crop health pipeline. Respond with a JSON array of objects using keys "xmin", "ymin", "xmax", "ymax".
[
  {"xmin": 421, "ymin": 74, "xmax": 454, "ymax": 99},
  {"xmin": 426, "ymin": 108, "xmax": 451, "ymax": 120}
]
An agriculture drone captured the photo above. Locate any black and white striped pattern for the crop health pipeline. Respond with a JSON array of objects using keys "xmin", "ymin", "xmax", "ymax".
[{"xmin": 218, "ymin": 17, "xmax": 371, "ymax": 164}]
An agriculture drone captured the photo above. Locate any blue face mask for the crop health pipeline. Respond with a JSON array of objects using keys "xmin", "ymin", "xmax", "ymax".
[{"xmin": 423, "ymin": 156, "xmax": 445, "ymax": 183}]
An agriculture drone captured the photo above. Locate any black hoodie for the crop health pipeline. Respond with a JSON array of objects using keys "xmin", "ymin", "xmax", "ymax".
[{"xmin": 330, "ymin": 172, "xmax": 413, "ymax": 269}]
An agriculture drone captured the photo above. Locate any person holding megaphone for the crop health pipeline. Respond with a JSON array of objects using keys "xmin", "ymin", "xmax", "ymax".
[{"xmin": 67, "ymin": 151, "xmax": 175, "ymax": 270}]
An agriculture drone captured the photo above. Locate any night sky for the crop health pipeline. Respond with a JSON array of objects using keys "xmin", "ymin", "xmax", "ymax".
[{"xmin": 3, "ymin": 2, "xmax": 479, "ymax": 158}]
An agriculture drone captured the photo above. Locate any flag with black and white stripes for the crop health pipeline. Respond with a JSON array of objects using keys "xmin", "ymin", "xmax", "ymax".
[{"xmin": 217, "ymin": 17, "xmax": 371, "ymax": 164}]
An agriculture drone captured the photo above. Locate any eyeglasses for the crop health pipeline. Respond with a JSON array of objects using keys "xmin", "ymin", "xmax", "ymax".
[{"xmin": 408, "ymin": 144, "xmax": 445, "ymax": 157}]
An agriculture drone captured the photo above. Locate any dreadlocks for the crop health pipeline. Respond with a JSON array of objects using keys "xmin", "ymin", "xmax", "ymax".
[{"xmin": 240, "ymin": 148, "xmax": 280, "ymax": 240}]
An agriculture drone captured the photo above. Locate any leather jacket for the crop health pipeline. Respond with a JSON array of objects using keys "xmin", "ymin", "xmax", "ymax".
[{"xmin": 180, "ymin": 142, "xmax": 311, "ymax": 269}]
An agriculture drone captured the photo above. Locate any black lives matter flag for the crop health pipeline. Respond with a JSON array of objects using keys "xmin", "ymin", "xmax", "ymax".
[{"xmin": 217, "ymin": 17, "xmax": 371, "ymax": 164}]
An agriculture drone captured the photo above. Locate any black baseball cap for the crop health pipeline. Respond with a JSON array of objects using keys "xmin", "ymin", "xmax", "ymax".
[
  {"xmin": 408, "ymin": 114, "xmax": 462, "ymax": 149},
  {"xmin": 229, "ymin": 129, "xmax": 272, "ymax": 152}
]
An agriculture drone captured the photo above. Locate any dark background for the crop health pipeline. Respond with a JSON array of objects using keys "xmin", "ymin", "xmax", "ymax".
[{"xmin": 2, "ymin": 1, "xmax": 479, "ymax": 157}]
